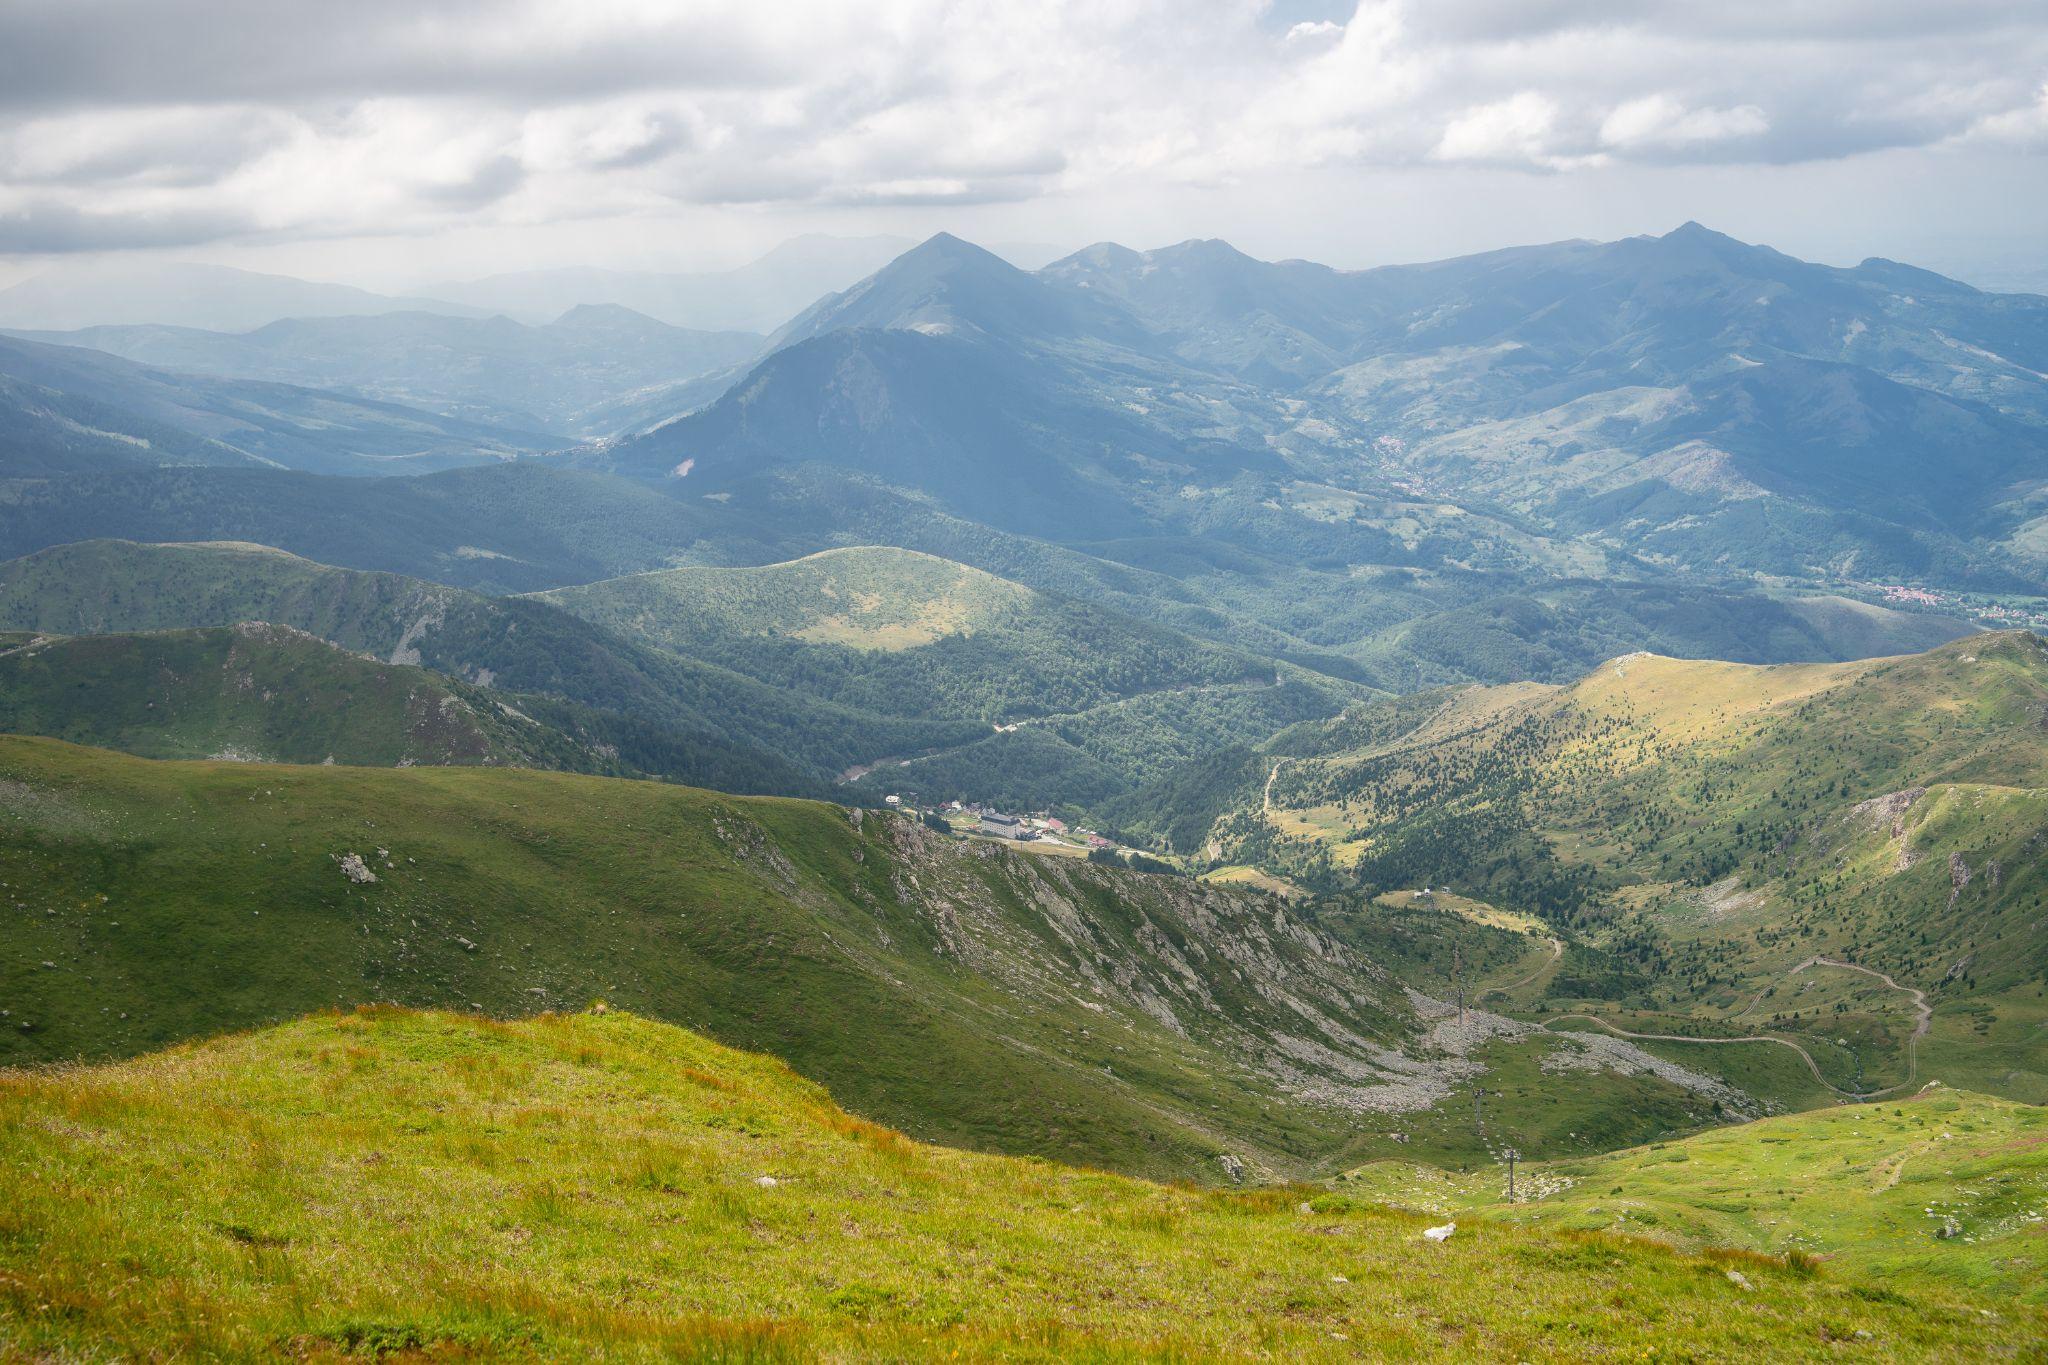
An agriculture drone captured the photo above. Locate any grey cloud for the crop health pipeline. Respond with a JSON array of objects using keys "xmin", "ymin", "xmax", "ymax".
[
  {"xmin": 1403, "ymin": 0, "xmax": 2041, "ymax": 43},
  {"xmin": 0, "ymin": 109, "xmax": 289, "ymax": 188},
  {"xmin": 0, "ymin": 201, "xmax": 258, "ymax": 252},
  {"xmin": 0, "ymin": 0, "xmax": 795, "ymax": 110},
  {"xmin": 411, "ymin": 153, "xmax": 526, "ymax": 208},
  {"xmin": 0, "ymin": 1, "xmax": 2042, "ymax": 257}
]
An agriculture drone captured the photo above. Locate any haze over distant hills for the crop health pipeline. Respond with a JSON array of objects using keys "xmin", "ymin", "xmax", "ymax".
[
  {"xmin": 12, "ymin": 306, "xmax": 760, "ymax": 438},
  {"xmin": 425, "ymin": 234, "xmax": 916, "ymax": 332},
  {"xmin": 428, "ymin": 235, "xmax": 1069, "ymax": 331},
  {"xmin": 6, "ymin": 220, "xmax": 2048, "ymax": 1360},
  {"xmin": 0, "ymin": 260, "xmax": 486, "ymax": 332}
]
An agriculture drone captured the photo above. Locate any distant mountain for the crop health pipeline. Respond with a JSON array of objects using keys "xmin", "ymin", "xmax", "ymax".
[
  {"xmin": 15, "ymin": 306, "xmax": 762, "ymax": 438},
  {"xmin": 0, "ymin": 462, "xmax": 797, "ymax": 595},
  {"xmin": 1042, "ymin": 237, "xmax": 1391, "ymax": 386},
  {"xmin": 0, "ymin": 333, "xmax": 552, "ymax": 476},
  {"xmin": 0, "ymin": 538, "xmax": 977, "ymax": 785},
  {"xmin": 587, "ymin": 235, "xmax": 1292, "ymax": 540},
  {"xmin": 429, "ymin": 234, "xmax": 916, "ymax": 332},
  {"xmin": 0, "ymin": 260, "xmax": 481, "ymax": 332},
  {"xmin": 769, "ymin": 233, "xmax": 1141, "ymax": 349},
  {"xmin": 594, "ymin": 225, "xmax": 2048, "ymax": 590}
]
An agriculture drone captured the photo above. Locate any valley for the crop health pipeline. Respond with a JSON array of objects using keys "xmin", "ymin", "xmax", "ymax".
[{"xmin": 2, "ymin": 219, "xmax": 2046, "ymax": 1358}]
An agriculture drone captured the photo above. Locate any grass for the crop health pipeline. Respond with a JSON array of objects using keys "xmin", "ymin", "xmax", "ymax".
[
  {"xmin": 0, "ymin": 623, "xmax": 566, "ymax": 768},
  {"xmin": 1224, "ymin": 631, "xmax": 2048, "ymax": 1108},
  {"xmin": 1341, "ymin": 1087, "xmax": 2048, "ymax": 1307},
  {"xmin": 0, "ymin": 734, "xmax": 1430, "ymax": 1183},
  {"xmin": 2, "ymin": 1006, "xmax": 2039, "ymax": 1362},
  {"xmin": 536, "ymin": 546, "xmax": 1038, "ymax": 653}
]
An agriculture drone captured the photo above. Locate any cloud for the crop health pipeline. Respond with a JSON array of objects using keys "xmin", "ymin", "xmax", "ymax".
[
  {"xmin": 0, "ymin": 201, "xmax": 258, "ymax": 252},
  {"xmin": 1434, "ymin": 93, "xmax": 1575, "ymax": 167},
  {"xmin": 1600, "ymin": 96, "xmax": 1769, "ymax": 153},
  {"xmin": 1961, "ymin": 83, "xmax": 2048, "ymax": 149},
  {"xmin": 0, "ymin": 0, "xmax": 2043, "ymax": 254}
]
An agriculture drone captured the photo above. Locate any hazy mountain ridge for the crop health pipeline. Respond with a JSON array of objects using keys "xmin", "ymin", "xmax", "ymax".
[
  {"xmin": 11, "ymin": 306, "xmax": 762, "ymax": 438},
  {"xmin": 626, "ymin": 224, "xmax": 2048, "ymax": 590},
  {"xmin": 0, "ymin": 260, "xmax": 486, "ymax": 332},
  {"xmin": 0, "ymin": 332, "xmax": 554, "ymax": 476}
]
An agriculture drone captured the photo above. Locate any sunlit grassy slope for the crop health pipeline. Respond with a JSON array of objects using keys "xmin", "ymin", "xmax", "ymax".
[
  {"xmin": 1343, "ymin": 1087, "xmax": 2048, "ymax": 1307},
  {"xmin": 2, "ymin": 1007, "xmax": 2038, "ymax": 1362},
  {"xmin": 1206, "ymin": 632, "xmax": 2048, "ymax": 1105},
  {"xmin": 540, "ymin": 546, "xmax": 1039, "ymax": 653},
  {"xmin": 0, "ymin": 733, "xmax": 1439, "ymax": 1181},
  {"xmin": 532, "ymin": 544, "xmax": 1296, "ymax": 725}
]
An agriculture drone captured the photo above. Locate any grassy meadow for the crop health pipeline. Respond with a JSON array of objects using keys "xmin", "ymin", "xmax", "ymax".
[{"xmin": 3, "ymin": 1007, "xmax": 2040, "ymax": 1362}]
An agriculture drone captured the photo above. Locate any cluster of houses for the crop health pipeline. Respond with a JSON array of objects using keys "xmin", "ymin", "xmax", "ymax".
[{"xmin": 883, "ymin": 795, "xmax": 1115, "ymax": 850}]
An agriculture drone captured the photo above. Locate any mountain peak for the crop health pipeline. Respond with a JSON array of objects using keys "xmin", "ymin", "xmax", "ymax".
[
  {"xmin": 1659, "ymin": 221, "xmax": 1741, "ymax": 247},
  {"xmin": 549, "ymin": 301, "xmax": 670, "ymax": 330},
  {"xmin": 768, "ymin": 230, "xmax": 1116, "ymax": 349},
  {"xmin": 890, "ymin": 231, "xmax": 1018, "ymax": 273},
  {"xmin": 1160, "ymin": 237, "xmax": 1258, "ymax": 263}
]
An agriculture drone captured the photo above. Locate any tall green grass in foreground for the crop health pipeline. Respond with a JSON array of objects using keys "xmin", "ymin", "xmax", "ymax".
[
  {"xmin": 3, "ymin": 1008, "xmax": 2041, "ymax": 1361},
  {"xmin": 1343, "ymin": 1087, "xmax": 2048, "ymax": 1307}
]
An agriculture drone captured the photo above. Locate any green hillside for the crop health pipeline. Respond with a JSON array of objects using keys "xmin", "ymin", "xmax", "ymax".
[
  {"xmin": 540, "ymin": 546, "xmax": 1039, "ymax": 653},
  {"xmin": 1185, "ymin": 632, "xmax": 2048, "ymax": 1107},
  {"xmin": 534, "ymin": 545, "xmax": 1360, "ymax": 806},
  {"xmin": 0, "ymin": 734, "xmax": 1424, "ymax": 1179},
  {"xmin": 6, "ymin": 1010, "xmax": 2030, "ymax": 1362},
  {"xmin": 0, "ymin": 623, "xmax": 578, "ymax": 768},
  {"xmin": 0, "ymin": 623, "xmax": 818, "ymax": 795},
  {"xmin": 0, "ymin": 539, "xmax": 983, "ymax": 785},
  {"xmin": 533, "ymin": 545, "xmax": 1312, "ymax": 724},
  {"xmin": 0, "ymin": 735, "xmax": 1814, "ymax": 1177},
  {"xmin": 1343, "ymin": 1087, "xmax": 2048, "ymax": 1306}
]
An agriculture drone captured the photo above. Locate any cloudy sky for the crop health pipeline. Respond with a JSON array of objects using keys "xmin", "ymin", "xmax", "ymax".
[{"xmin": 1, "ymin": 0, "xmax": 2045, "ymax": 288}]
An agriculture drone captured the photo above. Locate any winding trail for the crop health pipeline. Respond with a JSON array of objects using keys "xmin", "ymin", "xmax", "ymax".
[
  {"xmin": 1804, "ymin": 956, "xmax": 1932, "ymax": 1083},
  {"xmin": 1543, "ymin": 1014, "xmax": 1859, "ymax": 1096},
  {"xmin": 1263, "ymin": 758, "xmax": 1291, "ymax": 816},
  {"xmin": 1478, "ymin": 936, "xmax": 1563, "ymax": 1003},
  {"xmin": 1544, "ymin": 950, "xmax": 1933, "ymax": 1103}
]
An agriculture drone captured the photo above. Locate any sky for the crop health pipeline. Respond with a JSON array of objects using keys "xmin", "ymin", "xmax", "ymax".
[{"xmin": 1, "ymin": 0, "xmax": 2045, "ymax": 290}]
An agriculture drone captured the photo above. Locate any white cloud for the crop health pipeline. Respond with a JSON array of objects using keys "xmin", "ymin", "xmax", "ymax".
[
  {"xmin": 1434, "ymin": 93, "xmax": 1562, "ymax": 164},
  {"xmin": 1600, "ymin": 96, "xmax": 1769, "ymax": 151},
  {"xmin": 1961, "ymin": 82, "xmax": 2048, "ymax": 149},
  {"xmin": 0, "ymin": 0, "xmax": 2042, "ymax": 253}
]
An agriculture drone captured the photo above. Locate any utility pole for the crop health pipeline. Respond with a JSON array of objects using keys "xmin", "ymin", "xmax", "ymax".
[
  {"xmin": 1504, "ymin": 1147, "xmax": 1519, "ymax": 1201},
  {"xmin": 1453, "ymin": 945, "xmax": 1465, "ymax": 1025}
]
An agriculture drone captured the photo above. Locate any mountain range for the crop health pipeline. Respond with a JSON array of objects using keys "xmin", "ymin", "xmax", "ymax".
[
  {"xmin": 4, "ymin": 219, "xmax": 2048, "ymax": 1355},
  {"xmin": 10, "ymin": 305, "xmax": 759, "ymax": 438}
]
